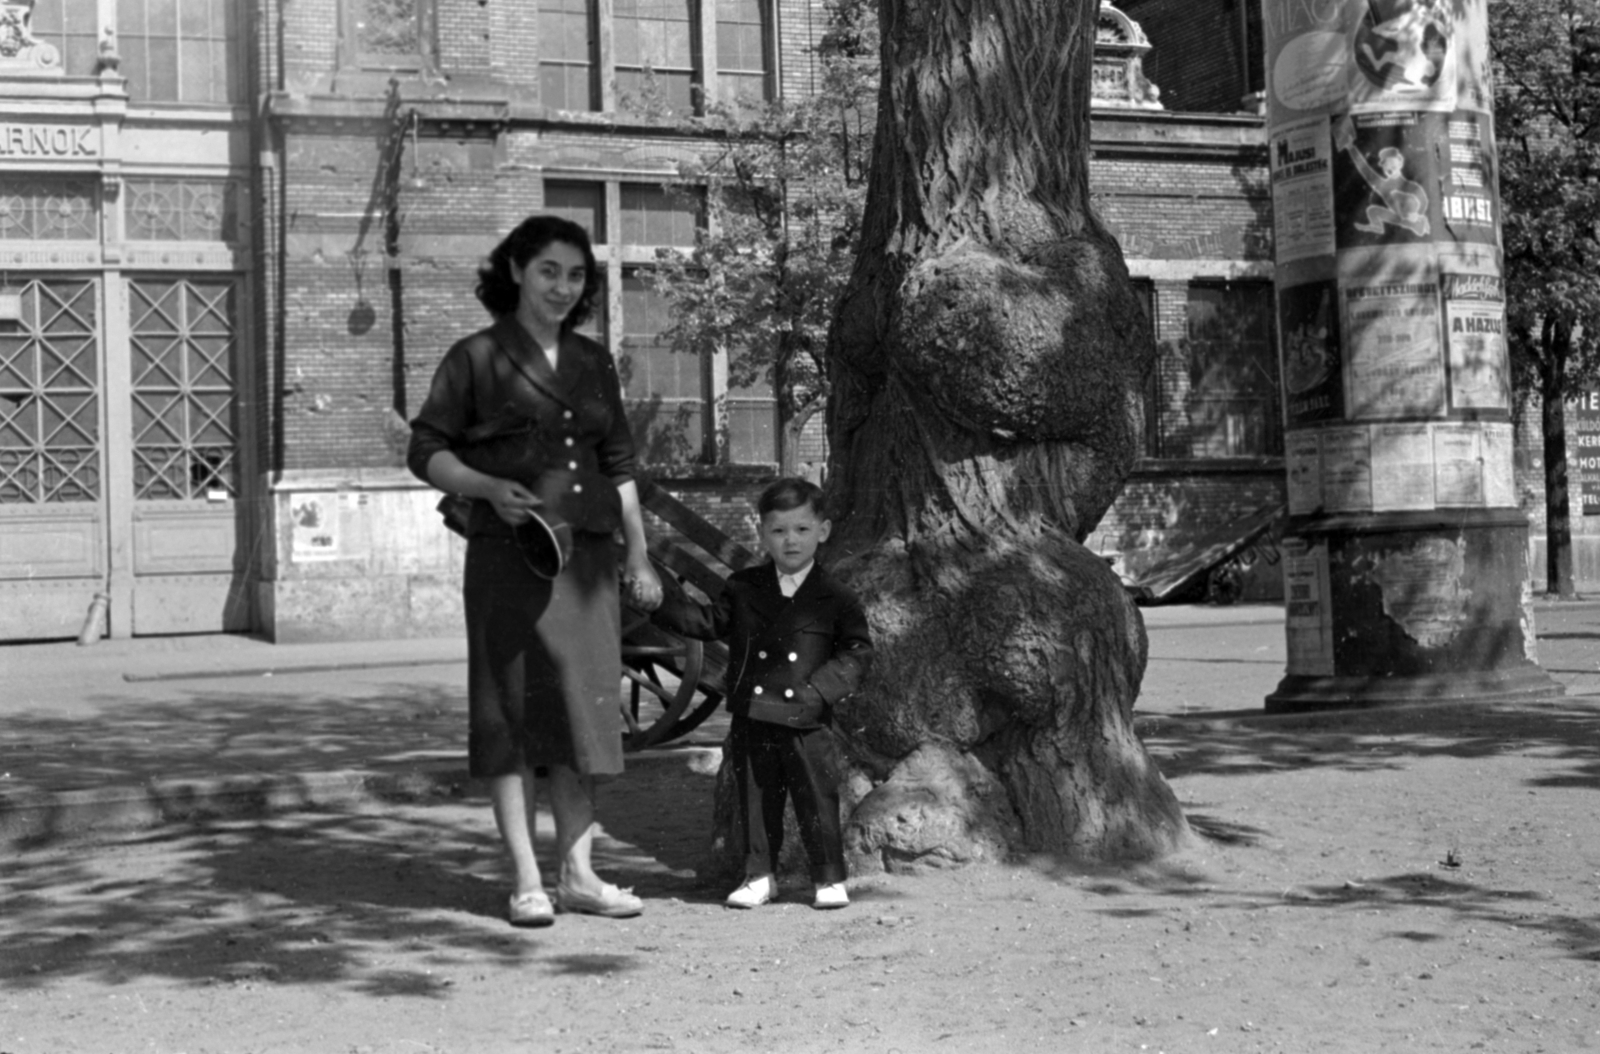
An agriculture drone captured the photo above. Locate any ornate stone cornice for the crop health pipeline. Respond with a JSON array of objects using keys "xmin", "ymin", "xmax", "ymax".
[
  {"xmin": 1093, "ymin": 3, "xmax": 1162, "ymax": 112},
  {"xmin": 0, "ymin": 0, "xmax": 60, "ymax": 76}
]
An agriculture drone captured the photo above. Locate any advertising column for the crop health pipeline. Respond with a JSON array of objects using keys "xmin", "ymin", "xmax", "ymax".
[{"xmin": 1264, "ymin": 0, "xmax": 1559, "ymax": 709}]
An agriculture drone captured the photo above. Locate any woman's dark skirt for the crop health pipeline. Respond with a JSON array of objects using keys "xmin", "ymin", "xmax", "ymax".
[{"xmin": 463, "ymin": 530, "xmax": 624, "ymax": 779}]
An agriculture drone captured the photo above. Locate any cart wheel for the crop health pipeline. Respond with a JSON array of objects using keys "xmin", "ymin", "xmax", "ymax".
[{"xmin": 620, "ymin": 615, "xmax": 725, "ymax": 750}]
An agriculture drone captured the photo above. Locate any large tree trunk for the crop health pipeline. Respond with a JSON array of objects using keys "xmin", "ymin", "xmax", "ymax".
[{"xmin": 812, "ymin": 0, "xmax": 1190, "ymax": 869}]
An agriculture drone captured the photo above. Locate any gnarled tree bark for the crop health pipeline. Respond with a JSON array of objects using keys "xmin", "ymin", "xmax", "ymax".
[{"xmin": 815, "ymin": 0, "xmax": 1192, "ymax": 868}]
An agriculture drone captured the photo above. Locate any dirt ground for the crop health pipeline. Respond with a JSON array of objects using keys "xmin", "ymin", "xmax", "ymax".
[{"xmin": 4, "ymin": 612, "xmax": 1600, "ymax": 1054}]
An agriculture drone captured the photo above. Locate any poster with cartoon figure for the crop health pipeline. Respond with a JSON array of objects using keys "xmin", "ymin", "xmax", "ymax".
[
  {"xmin": 1279, "ymin": 280, "xmax": 1344, "ymax": 426},
  {"xmin": 1332, "ymin": 112, "xmax": 1440, "ymax": 249}
]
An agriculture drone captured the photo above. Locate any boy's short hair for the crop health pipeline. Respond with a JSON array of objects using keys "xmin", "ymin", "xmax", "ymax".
[{"xmin": 757, "ymin": 477, "xmax": 827, "ymax": 519}]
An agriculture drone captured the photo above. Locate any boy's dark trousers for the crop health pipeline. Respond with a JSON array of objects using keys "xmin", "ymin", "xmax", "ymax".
[{"xmin": 729, "ymin": 715, "xmax": 847, "ymax": 885}]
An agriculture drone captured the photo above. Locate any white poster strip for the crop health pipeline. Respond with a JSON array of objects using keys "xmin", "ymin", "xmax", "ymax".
[
  {"xmin": 1370, "ymin": 422, "xmax": 1435, "ymax": 511},
  {"xmin": 1271, "ymin": 119, "xmax": 1338, "ymax": 264},
  {"xmin": 1283, "ymin": 537, "xmax": 1335, "ymax": 677},
  {"xmin": 1286, "ymin": 431, "xmax": 1324, "ymax": 515},
  {"xmin": 1481, "ymin": 422, "xmax": 1516, "ymax": 508},
  {"xmin": 1433, "ymin": 423, "xmax": 1483, "ymax": 506},
  {"xmin": 1321, "ymin": 425, "xmax": 1374, "ymax": 512}
]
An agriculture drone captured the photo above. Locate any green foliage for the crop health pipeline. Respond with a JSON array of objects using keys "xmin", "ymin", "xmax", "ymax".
[
  {"xmin": 646, "ymin": 0, "xmax": 877, "ymax": 454},
  {"xmin": 1490, "ymin": 0, "xmax": 1600, "ymax": 400}
]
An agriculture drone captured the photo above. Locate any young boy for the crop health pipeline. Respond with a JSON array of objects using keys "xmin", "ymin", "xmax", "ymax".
[{"xmin": 650, "ymin": 477, "xmax": 873, "ymax": 909}]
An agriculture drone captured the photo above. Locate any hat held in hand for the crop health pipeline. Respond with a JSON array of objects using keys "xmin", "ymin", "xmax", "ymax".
[{"xmin": 514, "ymin": 504, "xmax": 573, "ymax": 581}]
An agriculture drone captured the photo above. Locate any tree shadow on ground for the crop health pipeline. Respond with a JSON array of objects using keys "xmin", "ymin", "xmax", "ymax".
[
  {"xmin": 0, "ymin": 675, "xmax": 720, "ymax": 996},
  {"xmin": 1025, "ymin": 830, "xmax": 1600, "ymax": 965},
  {"xmin": 2, "ymin": 679, "xmax": 470, "ymax": 799},
  {"xmin": 0, "ymin": 761, "xmax": 715, "ymax": 996},
  {"xmin": 1138, "ymin": 699, "xmax": 1600, "ymax": 791}
]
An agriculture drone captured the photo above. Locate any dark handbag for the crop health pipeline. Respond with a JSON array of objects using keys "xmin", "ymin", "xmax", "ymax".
[
  {"xmin": 434, "ymin": 417, "xmax": 543, "ymax": 539},
  {"xmin": 435, "ymin": 415, "xmax": 619, "ymax": 578},
  {"xmin": 435, "ymin": 492, "xmax": 568, "ymax": 579}
]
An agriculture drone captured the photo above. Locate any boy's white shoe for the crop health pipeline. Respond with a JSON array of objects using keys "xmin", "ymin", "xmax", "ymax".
[
  {"xmin": 725, "ymin": 874, "xmax": 776, "ymax": 909},
  {"xmin": 812, "ymin": 882, "xmax": 849, "ymax": 909}
]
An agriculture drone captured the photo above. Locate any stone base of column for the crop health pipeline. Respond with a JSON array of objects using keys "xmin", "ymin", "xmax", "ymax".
[{"xmin": 1267, "ymin": 510, "xmax": 1565, "ymax": 714}]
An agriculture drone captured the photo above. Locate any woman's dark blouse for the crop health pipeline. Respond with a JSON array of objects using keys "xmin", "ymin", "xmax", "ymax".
[{"xmin": 407, "ymin": 316, "xmax": 637, "ymax": 525}]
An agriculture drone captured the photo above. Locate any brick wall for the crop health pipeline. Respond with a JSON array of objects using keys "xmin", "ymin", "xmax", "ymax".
[{"xmin": 260, "ymin": 0, "xmax": 1296, "ymax": 638}]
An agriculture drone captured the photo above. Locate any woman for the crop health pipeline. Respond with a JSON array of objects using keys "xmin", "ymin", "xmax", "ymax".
[{"xmin": 408, "ymin": 215, "xmax": 663, "ymax": 927}]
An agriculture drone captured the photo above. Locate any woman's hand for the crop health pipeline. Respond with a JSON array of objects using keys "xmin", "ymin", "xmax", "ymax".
[
  {"xmin": 623, "ymin": 554, "xmax": 663, "ymax": 611},
  {"xmin": 486, "ymin": 478, "xmax": 540, "ymax": 526}
]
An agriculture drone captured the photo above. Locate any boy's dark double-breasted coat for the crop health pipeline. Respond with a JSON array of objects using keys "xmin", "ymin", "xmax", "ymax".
[
  {"xmin": 653, "ymin": 560, "xmax": 873, "ymax": 731},
  {"xmin": 653, "ymin": 559, "xmax": 872, "ymax": 881}
]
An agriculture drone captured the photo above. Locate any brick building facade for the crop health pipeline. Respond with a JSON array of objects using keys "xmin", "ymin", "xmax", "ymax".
[
  {"xmin": 0, "ymin": 0, "xmax": 1299, "ymax": 642},
  {"xmin": 6, "ymin": 0, "xmax": 1396, "ymax": 641}
]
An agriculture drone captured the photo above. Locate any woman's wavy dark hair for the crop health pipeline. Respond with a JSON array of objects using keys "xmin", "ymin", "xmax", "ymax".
[{"xmin": 475, "ymin": 215, "xmax": 601, "ymax": 329}]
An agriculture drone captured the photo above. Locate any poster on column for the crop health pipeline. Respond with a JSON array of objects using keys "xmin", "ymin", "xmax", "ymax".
[
  {"xmin": 1280, "ymin": 279, "xmax": 1344, "ymax": 426},
  {"xmin": 1282, "ymin": 537, "xmax": 1335, "ymax": 677},
  {"xmin": 1433, "ymin": 423, "xmax": 1483, "ymax": 505},
  {"xmin": 1271, "ymin": 119, "xmax": 1337, "ymax": 264},
  {"xmin": 1286, "ymin": 431, "xmax": 1323, "ymax": 516},
  {"xmin": 1332, "ymin": 112, "xmax": 1442, "ymax": 251},
  {"xmin": 1481, "ymin": 422, "xmax": 1516, "ymax": 508},
  {"xmin": 1440, "ymin": 110, "xmax": 1500, "ymax": 246},
  {"xmin": 1321, "ymin": 424, "xmax": 1374, "ymax": 512},
  {"xmin": 1443, "ymin": 272, "xmax": 1510, "ymax": 412},
  {"xmin": 1342, "ymin": 264, "xmax": 1446, "ymax": 419},
  {"xmin": 1347, "ymin": 0, "xmax": 1460, "ymax": 115},
  {"xmin": 1370, "ymin": 422, "xmax": 1435, "ymax": 510},
  {"xmin": 1264, "ymin": 3, "xmax": 1348, "ymax": 126},
  {"xmin": 1264, "ymin": 0, "xmax": 1492, "ymax": 129}
]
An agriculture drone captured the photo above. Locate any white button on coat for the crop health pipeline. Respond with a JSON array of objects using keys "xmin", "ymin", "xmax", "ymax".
[
  {"xmin": 754, "ymin": 686, "xmax": 764, "ymax": 695},
  {"xmin": 788, "ymin": 652, "xmax": 798, "ymax": 662},
  {"xmin": 784, "ymin": 689, "xmax": 794, "ymax": 698}
]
